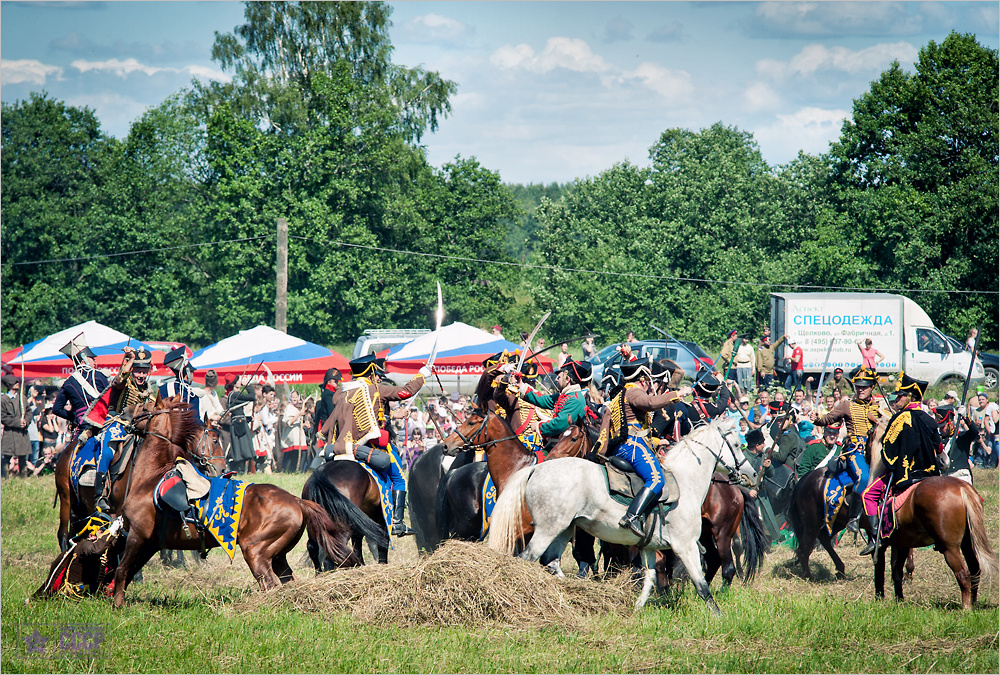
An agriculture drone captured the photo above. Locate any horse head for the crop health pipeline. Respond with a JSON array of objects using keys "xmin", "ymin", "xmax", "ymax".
[
  {"xmin": 129, "ymin": 398, "xmax": 227, "ymax": 477},
  {"xmin": 710, "ymin": 417, "xmax": 757, "ymax": 487},
  {"xmin": 441, "ymin": 407, "xmax": 490, "ymax": 457}
]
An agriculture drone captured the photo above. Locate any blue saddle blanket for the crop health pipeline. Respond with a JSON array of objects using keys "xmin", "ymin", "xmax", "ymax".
[
  {"xmin": 191, "ymin": 472, "xmax": 248, "ymax": 561},
  {"xmin": 69, "ymin": 437, "xmax": 99, "ymax": 498},
  {"xmin": 357, "ymin": 460, "xmax": 393, "ymax": 537},
  {"xmin": 480, "ymin": 474, "xmax": 497, "ymax": 541}
]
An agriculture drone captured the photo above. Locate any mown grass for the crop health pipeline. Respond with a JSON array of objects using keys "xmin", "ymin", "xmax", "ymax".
[{"xmin": 2, "ymin": 469, "xmax": 997, "ymax": 673}]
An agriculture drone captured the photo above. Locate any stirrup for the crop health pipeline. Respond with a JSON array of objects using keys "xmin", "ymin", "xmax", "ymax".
[
  {"xmin": 619, "ymin": 514, "xmax": 645, "ymax": 538},
  {"xmin": 391, "ymin": 521, "xmax": 415, "ymax": 537}
]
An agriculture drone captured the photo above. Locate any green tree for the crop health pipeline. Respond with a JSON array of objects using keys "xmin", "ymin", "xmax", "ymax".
[{"xmin": 831, "ymin": 31, "xmax": 999, "ymax": 347}]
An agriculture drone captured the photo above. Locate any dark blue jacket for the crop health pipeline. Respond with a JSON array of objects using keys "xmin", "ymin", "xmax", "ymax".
[{"xmin": 53, "ymin": 368, "xmax": 109, "ymax": 426}]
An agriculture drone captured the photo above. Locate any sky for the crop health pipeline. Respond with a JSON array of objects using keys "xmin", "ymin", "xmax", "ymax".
[{"xmin": 1, "ymin": 1, "xmax": 997, "ymax": 185}]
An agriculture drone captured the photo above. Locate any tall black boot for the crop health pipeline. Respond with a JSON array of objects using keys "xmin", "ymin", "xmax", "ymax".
[
  {"xmin": 390, "ymin": 490, "xmax": 415, "ymax": 537},
  {"xmin": 92, "ymin": 471, "xmax": 111, "ymax": 513},
  {"xmin": 859, "ymin": 515, "xmax": 880, "ymax": 556},
  {"xmin": 846, "ymin": 493, "xmax": 864, "ymax": 533},
  {"xmin": 619, "ymin": 487, "xmax": 660, "ymax": 538}
]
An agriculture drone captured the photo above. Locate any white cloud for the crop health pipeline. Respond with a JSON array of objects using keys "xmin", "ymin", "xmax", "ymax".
[
  {"xmin": 624, "ymin": 62, "xmax": 694, "ymax": 101},
  {"xmin": 65, "ymin": 92, "xmax": 150, "ymax": 139},
  {"xmin": 753, "ymin": 107, "xmax": 850, "ymax": 162},
  {"xmin": 756, "ymin": 41, "xmax": 918, "ymax": 79},
  {"xmin": 491, "ymin": 37, "xmax": 612, "ymax": 75},
  {"xmin": 71, "ymin": 57, "xmax": 228, "ymax": 82},
  {"xmin": 744, "ymin": 82, "xmax": 781, "ymax": 112},
  {"xmin": 746, "ymin": 2, "xmax": 923, "ymax": 37},
  {"xmin": 1, "ymin": 59, "xmax": 63, "ymax": 85},
  {"xmin": 403, "ymin": 13, "xmax": 473, "ymax": 45}
]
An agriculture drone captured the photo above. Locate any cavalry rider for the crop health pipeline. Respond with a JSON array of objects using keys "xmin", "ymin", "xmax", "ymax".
[
  {"xmin": 684, "ymin": 372, "xmax": 731, "ymax": 425},
  {"xmin": 797, "ymin": 422, "xmax": 842, "ymax": 479},
  {"xmin": 158, "ymin": 347, "xmax": 203, "ymax": 426},
  {"xmin": 809, "ymin": 365, "xmax": 883, "ymax": 539},
  {"xmin": 516, "ymin": 360, "xmax": 592, "ymax": 446},
  {"xmin": 336, "ymin": 354, "xmax": 428, "ymax": 537},
  {"xmin": 89, "ymin": 347, "xmax": 158, "ymax": 513},
  {"xmin": 52, "ymin": 333, "xmax": 109, "ymax": 442},
  {"xmin": 595, "ymin": 359, "xmax": 692, "ymax": 536},
  {"xmin": 859, "ymin": 374, "xmax": 940, "ymax": 555}
]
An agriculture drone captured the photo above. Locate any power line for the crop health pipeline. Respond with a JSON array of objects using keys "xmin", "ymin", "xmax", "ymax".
[
  {"xmin": 2, "ymin": 236, "xmax": 270, "ymax": 266},
  {"xmin": 4, "ymin": 230, "xmax": 994, "ymax": 296},
  {"xmin": 290, "ymin": 235, "xmax": 997, "ymax": 296}
]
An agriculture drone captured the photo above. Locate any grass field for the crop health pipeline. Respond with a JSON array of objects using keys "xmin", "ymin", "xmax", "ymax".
[{"xmin": 2, "ymin": 469, "xmax": 997, "ymax": 673}]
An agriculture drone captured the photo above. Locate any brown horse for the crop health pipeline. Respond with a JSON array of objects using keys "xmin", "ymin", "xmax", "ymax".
[
  {"xmin": 54, "ymin": 396, "xmax": 223, "ymax": 552},
  {"xmin": 109, "ymin": 402, "xmax": 362, "ymax": 607},
  {"xmin": 869, "ymin": 455, "xmax": 998, "ymax": 609}
]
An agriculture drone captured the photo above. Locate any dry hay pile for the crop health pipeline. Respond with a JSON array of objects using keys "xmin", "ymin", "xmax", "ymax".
[{"xmin": 239, "ymin": 541, "xmax": 635, "ymax": 628}]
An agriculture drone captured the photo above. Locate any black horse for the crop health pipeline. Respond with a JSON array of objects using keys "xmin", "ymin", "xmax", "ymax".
[
  {"xmin": 407, "ymin": 443, "xmax": 478, "ymax": 554},
  {"xmin": 788, "ymin": 468, "xmax": 870, "ymax": 580},
  {"xmin": 302, "ymin": 463, "xmax": 393, "ymax": 569}
]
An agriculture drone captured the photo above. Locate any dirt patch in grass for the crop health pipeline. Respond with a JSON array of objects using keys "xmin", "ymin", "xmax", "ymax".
[{"xmin": 238, "ymin": 540, "xmax": 635, "ymax": 628}]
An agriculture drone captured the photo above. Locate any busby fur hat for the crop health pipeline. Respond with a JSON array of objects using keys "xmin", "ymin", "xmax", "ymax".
[
  {"xmin": 745, "ymin": 428, "xmax": 765, "ymax": 448},
  {"xmin": 894, "ymin": 372, "xmax": 928, "ymax": 401},
  {"xmin": 60, "ymin": 333, "xmax": 96, "ymax": 364},
  {"xmin": 349, "ymin": 354, "xmax": 379, "ymax": 378},
  {"xmin": 204, "ymin": 370, "xmax": 219, "ymax": 388}
]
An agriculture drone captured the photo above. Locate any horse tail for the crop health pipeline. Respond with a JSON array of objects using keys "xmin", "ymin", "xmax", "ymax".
[
  {"xmin": 299, "ymin": 499, "xmax": 360, "ymax": 567},
  {"xmin": 305, "ymin": 469, "xmax": 390, "ymax": 552},
  {"xmin": 487, "ymin": 465, "xmax": 533, "ymax": 555},
  {"xmin": 736, "ymin": 486, "xmax": 768, "ymax": 583},
  {"xmin": 434, "ymin": 471, "xmax": 454, "ymax": 541},
  {"xmin": 960, "ymin": 482, "xmax": 999, "ymax": 586}
]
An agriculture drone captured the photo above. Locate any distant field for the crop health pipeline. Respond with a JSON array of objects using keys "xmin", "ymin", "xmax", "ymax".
[{"xmin": 2, "ymin": 469, "xmax": 997, "ymax": 673}]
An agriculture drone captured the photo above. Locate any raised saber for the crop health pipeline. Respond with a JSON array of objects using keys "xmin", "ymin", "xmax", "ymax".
[
  {"xmin": 515, "ymin": 311, "xmax": 551, "ymax": 376},
  {"xmin": 813, "ymin": 337, "xmax": 836, "ymax": 408},
  {"xmin": 425, "ymin": 281, "xmax": 447, "ymax": 395},
  {"xmin": 959, "ymin": 325, "xmax": 982, "ymax": 412}
]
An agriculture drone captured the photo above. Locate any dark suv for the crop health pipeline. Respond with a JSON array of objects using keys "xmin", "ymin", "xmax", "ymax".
[{"xmin": 944, "ymin": 334, "xmax": 998, "ymax": 390}]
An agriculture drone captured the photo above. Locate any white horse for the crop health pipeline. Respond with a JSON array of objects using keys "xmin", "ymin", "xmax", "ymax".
[{"xmin": 488, "ymin": 417, "xmax": 756, "ymax": 613}]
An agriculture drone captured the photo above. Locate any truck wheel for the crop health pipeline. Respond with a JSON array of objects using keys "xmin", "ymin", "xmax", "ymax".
[{"xmin": 984, "ymin": 367, "xmax": 999, "ymax": 390}]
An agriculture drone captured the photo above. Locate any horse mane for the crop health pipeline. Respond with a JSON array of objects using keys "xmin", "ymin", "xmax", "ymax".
[
  {"xmin": 660, "ymin": 416, "xmax": 734, "ymax": 466},
  {"xmin": 166, "ymin": 401, "xmax": 201, "ymax": 448}
]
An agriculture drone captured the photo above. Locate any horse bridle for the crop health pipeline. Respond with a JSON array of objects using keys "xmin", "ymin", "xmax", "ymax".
[
  {"xmin": 451, "ymin": 407, "xmax": 520, "ymax": 451},
  {"xmin": 129, "ymin": 409, "xmax": 225, "ymax": 476},
  {"xmin": 685, "ymin": 423, "xmax": 752, "ymax": 485}
]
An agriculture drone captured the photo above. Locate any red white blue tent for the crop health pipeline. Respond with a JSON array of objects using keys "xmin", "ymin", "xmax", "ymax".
[
  {"xmin": 0, "ymin": 321, "xmax": 163, "ymax": 380},
  {"xmin": 384, "ymin": 322, "xmax": 554, "ymax": 380},
  {"xmin": 189, "ymin": 325, "xmax": 349, "ymax": 385}
]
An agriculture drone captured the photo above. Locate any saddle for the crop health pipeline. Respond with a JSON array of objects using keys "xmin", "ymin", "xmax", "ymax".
[
  {"xmin": 153, "ymin": 459, "xmax": 214, "ymax": 542},
  {"xmin": 605, "ymin": 455, "xmax": 680, "ymax": 505}
]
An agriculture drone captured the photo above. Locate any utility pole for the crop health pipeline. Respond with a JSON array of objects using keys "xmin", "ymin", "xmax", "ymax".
[{"xmin": 276, "ymin": 217, "xmax": 288, "ymax": 333}]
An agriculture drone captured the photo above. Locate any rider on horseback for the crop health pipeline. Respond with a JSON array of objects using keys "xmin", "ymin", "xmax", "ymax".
[
  {"xmin": 859, "ymin": 373, "xmax": 940, "ymax": 555},
  {"xmin": 516, "ymin": 360, "xmax": 592, "ymax": 446},
  {"xmin": 52, "ymin": 333, "xmax": 109, "ymax": 444},
  {"xmin": 159, "ymin": 347, "xmax": 203, "ymax": 427},
  {"xmin": 89, "ymin": 347, "xmax": 158, "ymax": 513},
  {"xmin": 810, "ymin": 366, "xmax": 882, "ymax": 540},
  {"xmin": 683, "ymin": 372, "xmax": 730, "ymax": 425},
  {"xmin": 337, "ymin": 354, "xmax": 428, "ymax": 537},
  {"xmin": 595, "ymin": 359, "xmax": 693, "ymax": 536}
]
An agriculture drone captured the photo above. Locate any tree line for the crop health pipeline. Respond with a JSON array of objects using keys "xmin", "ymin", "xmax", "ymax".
[{"xmin": 2, "ymin": 2, "xmax": 997, "ymax": 353}]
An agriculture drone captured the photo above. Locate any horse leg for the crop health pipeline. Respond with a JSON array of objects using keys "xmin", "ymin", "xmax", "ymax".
[
  {"xmin": 874, "ymin": 546, "xmax": 887, "ymax": 599},
  {"xmin": 890, "ymin": 546, "xmax": 910, "ymax": 603},
  {"xmin": 539, "ymin": 530, "xmax": 573, "ymax": 578},
  {"xmin": 112, "ymin": 534, "xmax": 158, "ymax": 608},
  {"xmin": 273, "ymin": 552, "xmax": 294, "ymax": 585},
  {"xmin": 307, "ymin": 537, "xmax": 323, "ymax": 573},
  {"xmin": 818, "ymin": 530, "xmax": 846, "ymax": 580},
  {"xmin": 376, "ymin": 541, "xmax": 389, "ymax": 565},
  {"xmin": 940, "ymin": 543, "xmax": 974, "ymax": 610},
  {"xmin": 672, "ymin": 538, "xmax": 722, "ymax": 616},
  {"xmin": 961, "ymin": 529, "xmax": 980, "ymax": 607},
  {"xmin": 702, "ymin": 521, "xmax": 722, "ymax": 587},
  {"xmin": 635, "ymin": 548, "xmax": 658, "ymax": 610},
  {"xmin": 904, "ymin": 548, "xmax": 915, "ymax": 582},
  {"xmin": 731, "ymin": 531, "xmax": 745, "ymax": 581},
  {"xmin": 241, "ymin": 545, "xmax": 282, "ymax": 591},
  {"xmin": 717, "ymin": 533, "xmax": 736, "ymax": 589},
  {"xmin": 572, "ymin": 528, "xmax": 597, "ymax": 578}
]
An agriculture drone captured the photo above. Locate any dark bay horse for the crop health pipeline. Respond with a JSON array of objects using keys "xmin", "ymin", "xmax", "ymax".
[
  {"xmin": 301, "ymin": 461, "xmax": 394, "ymax": 567},
  {"xmin": 868, "ymin": 459, "xmax": 998, "ymax": 609},
  {"xmin": 109, "ymin": 402, "xmax": 363, "ymax": 606},
  {"xmin": 436, "ymin": 407, "xmax": 538, "ymax": 542}
]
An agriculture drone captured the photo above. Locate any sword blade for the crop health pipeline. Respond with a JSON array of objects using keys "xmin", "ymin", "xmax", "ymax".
[
  {"xmin": 427, "ymin": 281, "xmax": 445, "ymax": 369},
  {"xmin": 515, "ymin": 311, "xmax": 551, "ymax": 374}
]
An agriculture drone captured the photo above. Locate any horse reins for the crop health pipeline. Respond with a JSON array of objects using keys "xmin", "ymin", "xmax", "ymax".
[{"xmin": 452, "ymin": 408, "xmax": 520, "ymax": 451}]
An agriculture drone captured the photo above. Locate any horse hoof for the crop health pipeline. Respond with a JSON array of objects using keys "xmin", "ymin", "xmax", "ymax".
[{"xmin": 835, "ymin": 572, "xmax": 846, "ymax": 581}]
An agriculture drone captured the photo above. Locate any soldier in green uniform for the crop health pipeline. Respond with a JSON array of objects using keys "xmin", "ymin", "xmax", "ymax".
[
  {"xmin": 517, "ymin": 360, "xmax": 592, "ymax": 443},
  {"xmin": 745, "ymin": 428, "xmax": 783, "ymax": 543},
  {"xmin": 798, "ymin": 422, "xmax": 842, "ymax": 478}
]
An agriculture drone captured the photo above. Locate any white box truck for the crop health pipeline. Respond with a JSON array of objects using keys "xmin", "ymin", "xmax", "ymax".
[{"xmin": 770, "ymin": 292, "xmax": 984, "ymax": 387}]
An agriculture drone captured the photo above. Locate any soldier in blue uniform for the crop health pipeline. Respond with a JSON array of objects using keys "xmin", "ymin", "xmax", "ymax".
[
  {"xmin": 52, "ymin": 333, "xmax": 109, "ymax": 441},
  {"xmin": 684, "ymin": 373, "xmax": 731, "ymax": 424},
  {"xmin": 158, "ymin": 347, "xmax": 203, "ymax": 426},
  {"xmin": 596, "ymin": 360, "xmax": 692, "ymax": 536}
]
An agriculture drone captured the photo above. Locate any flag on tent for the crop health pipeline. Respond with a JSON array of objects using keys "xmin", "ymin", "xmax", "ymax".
[
  {"xmin": 0, "ymin": 321, "xmax": 163, "ymax": 379},
  {"xmin": 384, "ymin": 322, "xmax": 553, "ymax": 377},
  {"xmin": 189, "ymin": 325, "xmax": 349, "ymax": 385}
]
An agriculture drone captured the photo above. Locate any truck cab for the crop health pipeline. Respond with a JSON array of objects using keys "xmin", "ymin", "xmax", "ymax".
[{"xmin": 352, "ymin": 329, "xmax": 430, "ymax": 360}]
